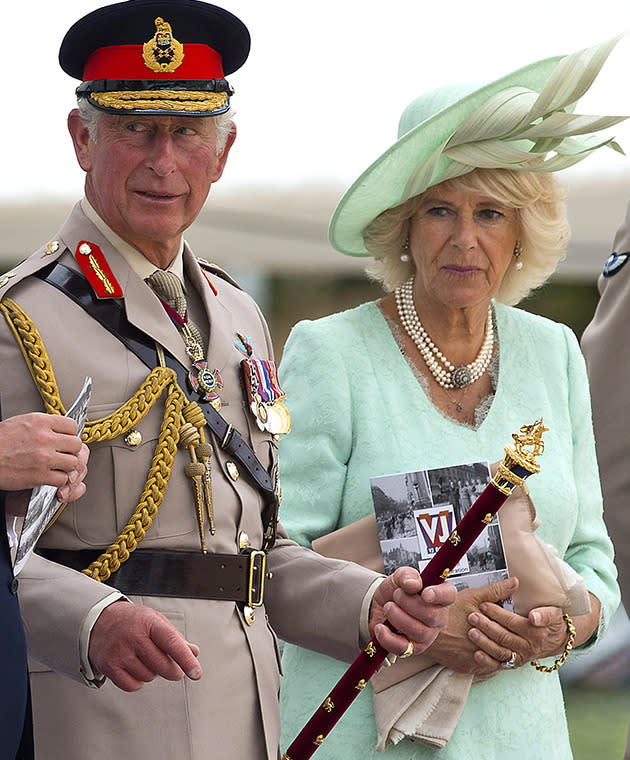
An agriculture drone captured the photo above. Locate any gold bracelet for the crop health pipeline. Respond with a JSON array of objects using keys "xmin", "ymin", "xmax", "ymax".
[{"xmin": 531, "ymin": 613, "xmax": 576, "ymax": 673}]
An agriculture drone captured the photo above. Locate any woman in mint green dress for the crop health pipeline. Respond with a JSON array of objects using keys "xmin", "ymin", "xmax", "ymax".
[{"xmin": 278, "ymin": 39, "xmax": 623, "ymax": 760}]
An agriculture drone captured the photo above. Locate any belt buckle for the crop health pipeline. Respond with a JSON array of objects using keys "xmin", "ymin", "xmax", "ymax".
[{"xmin": 247, "ymin": 549, "xmax": 266, "ymax": 608}]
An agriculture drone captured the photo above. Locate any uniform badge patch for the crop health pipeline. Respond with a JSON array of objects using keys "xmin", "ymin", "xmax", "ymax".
[
  {"xmin": 142, "ymin": 17, "xmax": 184, "ymax": 73},
  {"xmin": 603, "ymin": 251, "xmax": 629, "ymax": 277},
  {"xmin": 75, "ymin": 241, "xmax": 123, "ymax": 298}
]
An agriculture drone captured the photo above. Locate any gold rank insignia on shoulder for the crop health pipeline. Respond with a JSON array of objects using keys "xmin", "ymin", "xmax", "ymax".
[
  {"xmin": 75, "ymin": 240, "xmax": 123, "ymax": 299},
  {"xmin": 142, "ymin": 17, "xmax": 184, "ymax": 73}
]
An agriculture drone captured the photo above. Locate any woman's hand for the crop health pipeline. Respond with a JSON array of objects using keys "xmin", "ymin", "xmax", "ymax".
[
  {"xmin": 467, "ymin": 589, "xmax": 601, "ymax": 672},
  {"xmin": 467, "ymin": 603, "xmax": 566, "ymax": 670},
  {"xmin": 425, "ymin": 576, "xmax": 519, "ymax": 674}
]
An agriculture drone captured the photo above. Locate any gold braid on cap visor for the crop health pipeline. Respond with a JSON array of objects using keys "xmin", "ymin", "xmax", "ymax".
[
  {"xmin": 89, "ymin": 89, "xmax": 229, "ymax": 113},
  {"xmin": 400, "ymin": 35, "xmax": 626, "ymax": 202}
]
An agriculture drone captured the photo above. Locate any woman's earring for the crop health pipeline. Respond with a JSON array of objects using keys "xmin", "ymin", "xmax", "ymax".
[
  {"xmin": 401, "ymin": 237, "xmax": 410, "ymax": 262},
  {"xmin": 514, "ymin": 241, "xmax": 523, "ymax": 271}
]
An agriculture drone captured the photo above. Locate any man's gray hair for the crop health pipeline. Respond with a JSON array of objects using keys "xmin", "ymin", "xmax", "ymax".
[{"xmin": 76, "ymin": 99, "xmax": 234, "ymax": 154}]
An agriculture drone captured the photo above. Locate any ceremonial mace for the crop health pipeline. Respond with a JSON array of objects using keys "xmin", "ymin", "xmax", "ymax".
[{"xmin": 282, "ymin": 419, "xmax": 547, "ymax": 760}]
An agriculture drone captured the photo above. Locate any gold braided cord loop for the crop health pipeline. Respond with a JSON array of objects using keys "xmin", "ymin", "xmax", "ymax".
[
  {"xmin": 0, "ymin": 298, "xmax": 66, "ymax": 415},
  {"xmin": 0, "ymin": 296, "xmax": 203, "ymax": 582},
  {"xmin": 82, "ymin": 382, "xmax": 185, "ymax": 581},
  {"xmin": 84, "ymin": 369, "xmax": 179, "ymax": 443}
]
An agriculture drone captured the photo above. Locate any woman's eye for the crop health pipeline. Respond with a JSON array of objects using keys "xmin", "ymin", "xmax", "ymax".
[
  {"xmin": 479, "ymin": 208, "xmax": 504, "ymax": 220},
  {"xmin": 427, "ymin": 206, "xmax": 449, "ymax": 217}
]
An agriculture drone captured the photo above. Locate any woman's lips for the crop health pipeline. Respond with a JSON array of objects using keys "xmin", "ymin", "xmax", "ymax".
[{"xmin": 442, "ymin": 264, "xmax": 481, "ymax": 275}]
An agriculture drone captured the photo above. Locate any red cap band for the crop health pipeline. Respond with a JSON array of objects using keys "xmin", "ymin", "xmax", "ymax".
[{"xmin": 83, "ymin": 44, "xmax": 224, "ymax": 81}]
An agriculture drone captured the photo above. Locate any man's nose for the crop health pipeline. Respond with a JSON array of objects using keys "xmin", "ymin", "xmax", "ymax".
[{"xmin": 146, "ymin": 130, "xmax": 177, "ymax": 176}]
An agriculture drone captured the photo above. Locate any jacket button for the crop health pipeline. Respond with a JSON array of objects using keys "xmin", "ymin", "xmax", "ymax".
[{"xmin": 9, "ymin": 578, "xmax": 18, "ymax": 595}]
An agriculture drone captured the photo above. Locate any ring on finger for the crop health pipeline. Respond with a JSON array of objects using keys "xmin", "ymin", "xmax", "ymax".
[
  {"xmin": 399, "ymin": 640, "xmax": 414, "ymax": 659},
  {"xmin": 500, "ymin": 651, "xmax": 517, "ymax": 669}
]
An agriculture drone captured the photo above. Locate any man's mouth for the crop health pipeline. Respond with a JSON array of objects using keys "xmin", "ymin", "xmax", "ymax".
[{"xmin": 135, "ymin": 191, "xmax": 180, "ymax": 201}]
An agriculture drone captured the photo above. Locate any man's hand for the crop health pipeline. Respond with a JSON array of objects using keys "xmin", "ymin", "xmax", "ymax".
[
  {"xmin": 369, "ymin": 567, "xmax": 456, "ymax": 657},
  {"xmin": 0, "ymin": 413, "xmax": 89, "ymax": 513},
  {"xmin": 88, "ymin": 601, "xmax": 203, "ymax": 692}
]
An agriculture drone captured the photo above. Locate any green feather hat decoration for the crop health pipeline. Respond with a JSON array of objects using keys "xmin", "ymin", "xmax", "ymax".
[{"xmin": 329, "ymin": 36, "xmax": 627, "ymax": 257}]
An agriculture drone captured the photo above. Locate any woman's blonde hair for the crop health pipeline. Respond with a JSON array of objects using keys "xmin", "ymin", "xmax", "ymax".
[{"xmin": 363, "ymin": 168, "xmax": 569, "ymax": 306}]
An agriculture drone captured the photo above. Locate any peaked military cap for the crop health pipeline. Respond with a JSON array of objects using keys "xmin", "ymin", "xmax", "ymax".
[{"xmin": 59, "ymin": 0, "xmax": 250, "ymax": 116}]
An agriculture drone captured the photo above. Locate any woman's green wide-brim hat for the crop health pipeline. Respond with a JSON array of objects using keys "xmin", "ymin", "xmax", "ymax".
[{"xmin": 329, "ymin": 37, "xmax": 626, "ymax": 256}]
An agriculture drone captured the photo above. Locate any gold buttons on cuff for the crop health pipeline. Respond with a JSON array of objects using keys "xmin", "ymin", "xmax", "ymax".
[
  {"xmin": 124, "ymin": 430, "xmax": 142, "ymax": 447},
  {"xmin": 226, "ymin": 461, "xmax": 239, "ymax": 481}
]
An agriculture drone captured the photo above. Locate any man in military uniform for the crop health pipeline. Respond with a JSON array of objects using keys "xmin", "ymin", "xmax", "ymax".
[
  {"xmin": 582, "ymin": 207, "xmax": 630, "ymax": 614},
  {"xmin": 0, "ymin": 2, "xmax": 455, "ymax": 758},
  {"xmin": 582, "ymin": 207, "xmax": 630, "ymax": 758}
]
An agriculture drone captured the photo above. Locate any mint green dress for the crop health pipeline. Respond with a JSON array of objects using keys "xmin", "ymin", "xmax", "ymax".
[{"xmin": 278, "ymin": 301, "xmax": 619, "ymax": 760}]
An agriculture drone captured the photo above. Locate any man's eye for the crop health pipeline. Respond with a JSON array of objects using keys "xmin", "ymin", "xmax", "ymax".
[
  {"xmin": 126, "ymin": 123, "xmax": 146, "ymax": 133},
  {"xmin": 176, "ymin": 127, "xmax": 196, "ymax": 136}
]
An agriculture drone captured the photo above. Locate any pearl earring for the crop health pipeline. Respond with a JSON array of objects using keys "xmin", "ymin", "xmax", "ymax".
[
  {"xmin": 401, "ymin": 237, "xmax": 410, "ymax": 262},
  {"xmin": 514, "ymin": 241, "xmax": 523, "ymax": 271}
]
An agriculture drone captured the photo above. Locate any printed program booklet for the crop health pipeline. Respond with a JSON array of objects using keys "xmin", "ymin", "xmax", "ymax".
[
  {"xmin": 14, "ymin": 377, "xmax": 92, "ymax": 575},
  {"xmin": 370, "ymin": 460, "xmax": 513, "ymax": 609}
]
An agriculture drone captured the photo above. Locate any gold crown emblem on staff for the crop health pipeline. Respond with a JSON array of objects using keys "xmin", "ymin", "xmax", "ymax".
[{"xmin": 143, "ymin": 17, "xmax": 184, "ymax": 73}]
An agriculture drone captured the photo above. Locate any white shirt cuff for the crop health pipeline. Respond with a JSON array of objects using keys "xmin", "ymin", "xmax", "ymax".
[
  {"xmin": 360, "ymin": 576, "xmax": 385, "ymax": 645},
  {"xmin": 79, "ymin": 592, "xmax": 126, "ymax": 687}
]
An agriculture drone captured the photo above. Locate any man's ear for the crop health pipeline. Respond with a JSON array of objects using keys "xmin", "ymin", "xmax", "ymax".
[
  {"xmin": 67, "ymin": 109, "xmax": 94, "ymax": 172},
  {"xmin": 210, "ymin": 122, "xmax": 237, "ymax": 183}
]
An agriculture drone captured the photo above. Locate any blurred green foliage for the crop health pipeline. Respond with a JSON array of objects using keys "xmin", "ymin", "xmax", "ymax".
[{"xmin": 565, "ymin": 684, "xmax": 630, "ymax": 760}]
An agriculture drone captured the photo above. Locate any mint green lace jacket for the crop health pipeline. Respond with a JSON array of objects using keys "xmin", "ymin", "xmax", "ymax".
[{"xmin": 278, "ymin": 301, "xmax": 619, "ymax": 760}]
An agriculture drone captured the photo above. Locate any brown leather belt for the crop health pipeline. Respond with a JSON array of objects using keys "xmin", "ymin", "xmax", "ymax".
[{"xmin": 37, "ymin": 548, "xmax": 267, "ymax": 606}]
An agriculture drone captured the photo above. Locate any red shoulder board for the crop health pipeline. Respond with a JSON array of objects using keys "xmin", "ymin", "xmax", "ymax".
[{"xmin": 75, "ymin": 241, "xmax": 123, "ymax": 298}]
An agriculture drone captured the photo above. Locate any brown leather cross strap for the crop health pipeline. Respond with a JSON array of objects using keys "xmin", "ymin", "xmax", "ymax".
[
  {"xmin": 34, "ymin": 261, "xmax": 278, "ymax": 551},
  {"xmin": 38, "ymin": 547, "xmax": 267, "ymax": 604}
]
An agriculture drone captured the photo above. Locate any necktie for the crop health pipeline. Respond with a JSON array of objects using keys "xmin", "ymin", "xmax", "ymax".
[
  {"xmin": 146, "ymin": 269, "xmax": 205, "ymax": 356},
  {"xmin": 145, "ymin": 269, "xmax": 216, "ymax": 548}
]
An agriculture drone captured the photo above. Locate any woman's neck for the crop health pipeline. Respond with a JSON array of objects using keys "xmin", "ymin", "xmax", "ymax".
[{"xmin": 382, "ymin": 291, "xmax": 492, "ymax": 366}]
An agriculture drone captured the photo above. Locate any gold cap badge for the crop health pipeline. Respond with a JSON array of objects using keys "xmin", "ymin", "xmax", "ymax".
[{"xmin": 142, "ymin": 17, "xmax": 184, "ymax": 73}]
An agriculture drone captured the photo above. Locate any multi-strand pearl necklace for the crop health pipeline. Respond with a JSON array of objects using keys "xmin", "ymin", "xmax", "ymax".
[{"xmin": 395, "ymin": 278, "xmax": 494, "ymax": 389}]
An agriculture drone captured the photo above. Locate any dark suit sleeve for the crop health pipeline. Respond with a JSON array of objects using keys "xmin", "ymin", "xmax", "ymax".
[{"xmin": 0, "ymin": 395, "xmax": 32, "ymax": 758}]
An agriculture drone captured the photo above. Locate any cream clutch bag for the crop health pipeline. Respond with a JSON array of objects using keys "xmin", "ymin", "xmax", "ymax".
[{"xmin": 312, "ymin": 467, "xmax": 590, "ymax": 692}]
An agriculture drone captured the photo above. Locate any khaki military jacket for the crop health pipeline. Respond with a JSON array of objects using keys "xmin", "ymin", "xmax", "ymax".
[
  {"xmin": 0, "ymin": 204, "xmax": 380, "ymax": 760},
  {"xmin": 582, "ymin": 204, "xmax": 630, "ymax": 760},
  {"xmin": 582, "ymin": 204, "xmax": 630, "ymax": 611}
]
